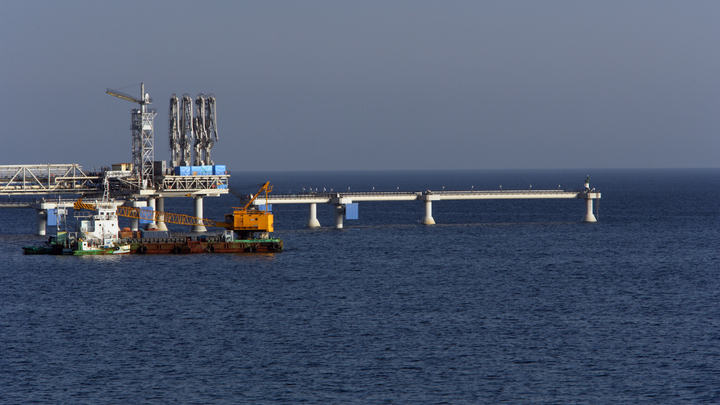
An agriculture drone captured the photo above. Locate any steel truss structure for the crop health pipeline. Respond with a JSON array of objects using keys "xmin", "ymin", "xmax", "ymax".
[
  {"xmin": 0, "ymin": 164, "xmax": 100, "ymax": 195},
  {"xmin": 107, "ymin": 83, "xmax": 156, "ymax": 189},
  {"xmin": 158, "ymin": 175, "xmax": 229, "ymax": 193}
]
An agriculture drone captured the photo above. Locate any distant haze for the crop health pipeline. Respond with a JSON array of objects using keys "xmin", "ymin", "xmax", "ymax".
[{"xmin": 1, "ymin": 1, "xmax": 718, "ymax": 171}]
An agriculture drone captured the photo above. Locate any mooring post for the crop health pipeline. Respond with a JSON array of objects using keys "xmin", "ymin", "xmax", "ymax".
[{"xmin": 307, "ymin": 203, "xmax": 321, "ymax": 228}]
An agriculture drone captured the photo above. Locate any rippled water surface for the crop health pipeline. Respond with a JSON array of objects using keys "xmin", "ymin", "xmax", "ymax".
[{"xmin": 1, "ymin": 169, "xmax": 718, "ymax": 403}]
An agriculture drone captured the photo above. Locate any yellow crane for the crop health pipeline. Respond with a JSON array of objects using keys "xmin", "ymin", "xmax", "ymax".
[
  {"xmin": 74, "ymin": 182, "xmax": 274, "ymax": 232},
  {"xmin": 222, "ymin": 182, "xmax": 274, "ymax": 232}
]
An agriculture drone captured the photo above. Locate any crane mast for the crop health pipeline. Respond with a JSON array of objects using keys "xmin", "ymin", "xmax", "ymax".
[{"xmin": 106, "ymin": 82, "xmax": 157, "ymax": 189}]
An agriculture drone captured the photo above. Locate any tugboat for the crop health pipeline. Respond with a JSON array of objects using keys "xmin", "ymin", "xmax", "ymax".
[
  {"xmin": 73, "ymin": 201, "xmax": 131, "ymax": 255},
  {"xmin": 22, "ymin": 200, "xmax": 130, "ymax": 255}
]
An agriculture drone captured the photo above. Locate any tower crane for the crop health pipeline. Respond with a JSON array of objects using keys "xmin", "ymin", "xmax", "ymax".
[{"xmin": 106, "ymin": 82, "xmax": 157, "ymax": 189}]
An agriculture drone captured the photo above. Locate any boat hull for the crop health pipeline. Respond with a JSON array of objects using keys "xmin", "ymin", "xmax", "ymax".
[
  {"xmin": 130, "ymin": 238, "xmax": 283, "ymax": 254},
  {"xmin": 73, "ymin": 245, "xmax": 131, "ymax": 256},
  {"xmin": 22, "ymin": 245, "xmax": 73, "ymax": 255},
  {"xmin": 23, "ymin": 237, "xmax": 283, "ymax": 255}
]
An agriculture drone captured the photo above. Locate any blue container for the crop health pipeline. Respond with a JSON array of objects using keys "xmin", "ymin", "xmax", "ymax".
[
  {"xmin": 189, "ymin": 166, "xmax": 212, "ymax": 175},
  {"xmin": 174, "ymin": 166, "xmax": 191, "ymax": 176},
  {"xmin": 345, "ymin": 203, "xmax": 358, "ymax": 220},
  {"xmin": 217, "ymin": 184, "xmax": 228, "ymax": 189},
  {"xmin": 259, "ymin": 204, "xmax": 272, "ymax": 212},
  {"xmin": 142, "ymin": 230, "xmax": 169, "ymax": 238},
  {"xmin": 47, "ymin": 208, "xmax": 57, "ymax": 226},
  {"xmin": 213, "ymin": 165, "xmax": 227, "ymax": 175}
]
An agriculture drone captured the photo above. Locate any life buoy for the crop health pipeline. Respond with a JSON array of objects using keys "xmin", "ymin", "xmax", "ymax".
[
  {"xmin": 272, "ymin": 243, "xmax": 281, "ymax": 251},
  {"xmin": 138, "ymin": 245, "xmax": 148, "ymax": 253},
  {"xmin": 207, "ymin": 245, "xmax": 215, "ymax": 253}
]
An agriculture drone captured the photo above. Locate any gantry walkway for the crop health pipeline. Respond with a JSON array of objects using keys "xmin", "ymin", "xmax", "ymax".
[
  {"xmin": 0, "ymin": 163, "xmax": 230, "ymax": 235},
  {"xmin": 0, "ymin": 164, "xmax": 100, "ymax": 196},
  {"xmin": 0, "ymin": 164, "xmax": 229, "ymax": 197}
]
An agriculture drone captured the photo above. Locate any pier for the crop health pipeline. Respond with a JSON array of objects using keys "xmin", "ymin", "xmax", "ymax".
[
  {"xmin": 1, "ymin": 84, "xmax": 600, "ymax": 235},
  {"xmin": 1, "ymin": 163, "xmax": 601, "ymax": 234},
  {"xmin": 243, "ymin": 188, "xmax": 601, "ymax": 229}
]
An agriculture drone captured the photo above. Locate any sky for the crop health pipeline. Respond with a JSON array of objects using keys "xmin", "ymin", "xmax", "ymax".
[{"xmin": 1, "ymin": 1, "xmax": 718, "ymax": 172}]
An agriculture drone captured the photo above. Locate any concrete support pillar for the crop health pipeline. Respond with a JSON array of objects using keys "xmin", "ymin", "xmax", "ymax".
[
  {"xmin": 422, "ymin": 200, "xmax": 435, "ymax": 225},
  {"xmin": 129, "ymin": 217, "xmax": 139, "ymax": 232},
  {"xmin": 126, "ymin": 200, "xmax": 146, "ymax": 231},
  {"xmin": 145, "ymin": 197, "xmax": 157, "ymax": 230},
  {"xmin": 155, "ymin": 197, "xmax": 168, "ymax": 231},
  {"xmin": 192, "ymin": 196, "xmax": 207, "ymax": 232},
  {"xmin": 307, "ymin": 203, "xmax": 321, "ymax": 228},
  {"xmin": 583, "ymin": 196, "xmax": 597, "ymax": 223},
  {"xmin": 36, "ymin": 209, "xmax": 47, "ymax": 236},
  {"xmin": 334, "ymin": 204, "xmax": 344, "ymax": 229},
  {"xmin": 147, "ymin": 197, "xmax": 155, "ymax": 224},
  {"xmin": 421, "ymin": 195, "xmax": 438, "ymax": 225}
]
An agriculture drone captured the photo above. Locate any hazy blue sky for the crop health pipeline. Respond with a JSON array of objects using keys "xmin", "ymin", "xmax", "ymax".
[{"xmin": 1, "ymin": 1, "xmax": 717, "ymax": 171}]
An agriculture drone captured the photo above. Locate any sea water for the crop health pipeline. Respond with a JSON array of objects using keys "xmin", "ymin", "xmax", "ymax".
[{"xmin": 1, "ymin": 169, "xmax": 718, "ymax": 403}]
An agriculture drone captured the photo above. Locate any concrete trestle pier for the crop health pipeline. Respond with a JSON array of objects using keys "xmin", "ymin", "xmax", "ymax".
[
  {"xmin": 246, "ymin": 188, "xmax": 601, "ymax": 229},
  {"xmin": 2, "ymin": 164, "xmax": 600, "ymax": 233},
  {"xmin": 4, "ymin": 188, "xmax": 600, "ymax": 235}
]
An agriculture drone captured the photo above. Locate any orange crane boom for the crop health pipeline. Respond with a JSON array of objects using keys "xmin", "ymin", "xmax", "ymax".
[
  {"xmin": 73, "ymin": 182, "xmax": 274, "ymax": 232},
  {"xmin": 74, "ymin": 199, "xmax": 231, "ymax": 229}
]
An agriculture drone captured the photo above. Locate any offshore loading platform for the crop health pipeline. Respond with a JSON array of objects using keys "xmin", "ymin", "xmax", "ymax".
[
  {"xmin": 4, "ymin": 82, "xmax": 600, "ymax": 255},
  {"xmin": 4, "ymin": 83, "xmax": 282, "ymax": 255},
  {"xmin": 1, "ymin": 83, "xmax": 232, "ymax": 236}
]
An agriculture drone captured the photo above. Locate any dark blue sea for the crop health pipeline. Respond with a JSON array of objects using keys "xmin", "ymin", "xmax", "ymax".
[{"xmin": 1, "ymin": 169, "xmax": 718, "ymax": 404}]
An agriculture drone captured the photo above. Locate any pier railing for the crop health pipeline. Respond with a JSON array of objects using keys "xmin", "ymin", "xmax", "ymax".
[{"xmin": 256, "ymin": 189, "xmax": 585, "ymax": 202}]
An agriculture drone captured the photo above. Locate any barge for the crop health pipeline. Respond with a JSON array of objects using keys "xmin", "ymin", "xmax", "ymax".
[
  {"xmin": 126, "ymin": 232, "xmax": 282, "ymax": 254},
  {"xmin": 23, "ymin": 182, "xmax": 282, "ymax": 255}
]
